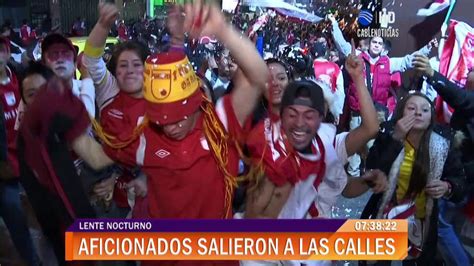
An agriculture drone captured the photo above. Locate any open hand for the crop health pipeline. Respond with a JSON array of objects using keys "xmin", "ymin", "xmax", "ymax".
[{"xmin": 182, "ymin": 0, "xmax": 226, "ymax": 40}]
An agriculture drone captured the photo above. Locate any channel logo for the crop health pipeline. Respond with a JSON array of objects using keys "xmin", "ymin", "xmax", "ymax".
[
  {"xmin": 357, "ymin": 8, "xmax": 399, "ymax": 38},
  {"xmin": 358, "ymin": 9, "xmax": 374, "ymax": 27}
]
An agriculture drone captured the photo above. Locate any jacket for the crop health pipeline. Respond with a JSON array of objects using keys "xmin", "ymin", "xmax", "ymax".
[
  {"xmin": 348, "ymin": 53, "xmax": 392, "ymax": 112},
  {"xmin": 361, "ymin": 121, "xmax": 466, "ymax": 263},
  {"xmin": 427, "ymin": 70, "xmax": 474, "ymax": 188}
]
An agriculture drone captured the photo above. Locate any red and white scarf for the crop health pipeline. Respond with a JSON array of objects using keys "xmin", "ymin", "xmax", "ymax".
[{"xmin": 247, "ymin": 119, "xmax": 326, "ymax": 188}]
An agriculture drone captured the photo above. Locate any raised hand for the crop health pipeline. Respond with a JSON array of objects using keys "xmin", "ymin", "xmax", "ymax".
[
  {"xmin": 412, "ymin": 54, "xmax": 435, "ymax": 78},
  {"xmin": 98, "ymin": 2, "xmax": 119, "ymax": 29},
  {"xmin": 345, "ymin": 39, "xmax": 364, "ymax": 80},
  {"xmin": 182, "ymin": 0, "xmax": 226, "ymax": 40},
  {"xmin": 326, "ymin": 13, "xmax": 337, "ymax": 24},
  {"xmin": 392, "ymin": 114, "xmax": 416, "ymax": 141}
]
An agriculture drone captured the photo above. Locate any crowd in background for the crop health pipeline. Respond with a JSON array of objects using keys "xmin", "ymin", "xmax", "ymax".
[{"xmin": 0, "ymin": 1, "xmax": 473, "ymax": 266}]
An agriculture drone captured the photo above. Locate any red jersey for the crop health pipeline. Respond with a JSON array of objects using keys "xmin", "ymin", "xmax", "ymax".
[
  {"xmin": 20, "ymin": 24, "xmax": 31, "ymax": 43},
  {"xmin": 118, "ymin": 24, "xmax": 128, "ymax": 41},
  {"xmin": 0, "ymin": 67, "xmax": 20, "ymax": 176},
  {"xmin": 100, "ymin": 92, "xmax": 145, "ymax": 168},
  {"xmin": 313, "ymin": 59, "xmax": 341, "ymax": 93},
  {"xmin": 107, "ymin": 96, "xmax": 242, "ymax": 220},
  {"xmin": 100, "ymin": 91, "xmax": 146, "ymax": 208}
]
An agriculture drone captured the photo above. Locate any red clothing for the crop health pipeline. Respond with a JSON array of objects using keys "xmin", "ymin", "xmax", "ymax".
[
  {"xmin": 348, "ymin": 53, "xmax": 392, "ymax": 112},
  {"xmin": 100, "ymin": 91, "xmax": 146, "ymax": 208},
  {"xmin": 107, "ymin": 96, "xmax": 242, "ymax": 219},
  {"xmin": 20, "ymin": 24, "xmax": 31, "ymax": 45},
  {"xmin": 18, "ymin": 79, "xmax": 95, "ymax": 266},
  {"xmin": 313, "ymin": 60, "xmax": 341, "ymax": 92},
  {"xmin": 143, "ymin": 105, "xmax": 241, "ymax": 266},
  {"xmin": 247, "ymin": 120, "xmax": 326, "ymax": 187},
  {"xmin": 118, "ymin": 24, "xmax": 128, "ymax": 41},
  {"xmin": 0, "ymin": 67, "xmax": 20, "ymax": 176},
  {"xmin": 19, "ymin": 78, "xmax": 91, "ymax": 217},
  {"xmin": 100, "ymin": 92, "xmax": 145, "ymax": 168}
]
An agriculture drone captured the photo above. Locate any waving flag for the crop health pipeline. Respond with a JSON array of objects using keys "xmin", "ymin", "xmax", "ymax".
[
  {"xmin": 417, "ymin": 0, "xmax": 451, "ymax": 16},
  {"xmin": 248, "ymin": 12, "xmax": 270, "ymax": 37},
  {"xmin": 242, "ymin": 0, "xmax": 322, "ymax": 23},
  {"xmin": 273, "ymin": 8, "xmax": 322, "ymax": 24},
  {"xmin": 436, "ymin": 20, "xmax": 474, "ymax": 123}
]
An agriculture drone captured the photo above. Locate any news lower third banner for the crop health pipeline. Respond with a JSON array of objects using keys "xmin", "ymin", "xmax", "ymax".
[{"xmin": 65, "ymin": 219, "xmax": 408, "ymax": 261}]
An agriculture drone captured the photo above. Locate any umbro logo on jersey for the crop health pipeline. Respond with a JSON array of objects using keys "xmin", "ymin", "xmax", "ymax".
[{"xmin": 155, "ymin": 149, "xmax": 171, "ymax": 158}]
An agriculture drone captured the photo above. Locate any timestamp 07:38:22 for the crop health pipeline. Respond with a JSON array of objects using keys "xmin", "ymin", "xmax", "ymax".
[{"xmin": 354, "ymin": 221, "xmax": 398, "ymax": 232}]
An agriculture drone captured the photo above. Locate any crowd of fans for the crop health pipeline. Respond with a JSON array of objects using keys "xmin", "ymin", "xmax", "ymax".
[{"xmin": 0, "ymin": 1, "xmax": 473, "ymax": 266}]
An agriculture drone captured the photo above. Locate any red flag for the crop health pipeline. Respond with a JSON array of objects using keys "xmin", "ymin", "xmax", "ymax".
[{"xmin": 436, "ymin": 20, "xmax": 474, "ymax": 123}]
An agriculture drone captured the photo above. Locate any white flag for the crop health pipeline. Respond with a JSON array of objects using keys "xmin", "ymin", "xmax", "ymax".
[{"xmin": 242, "ymin": 0, "xmax": 322, "ymax": 23}]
